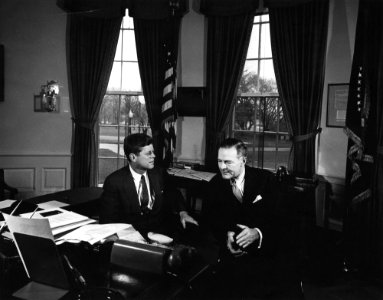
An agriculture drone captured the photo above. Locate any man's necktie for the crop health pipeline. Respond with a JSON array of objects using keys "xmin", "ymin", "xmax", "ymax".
[
  {"xmin": 139, "ymin": 175, "xmax": 149, "ymax": 209},
  {"xmin": 231, "ymin": 179, "xmax": 243, "ymax": 202}
]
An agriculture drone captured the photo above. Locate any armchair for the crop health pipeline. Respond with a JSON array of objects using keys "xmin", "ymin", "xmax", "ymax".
[{"xmin": 0, "ymin": 169, "xmax": 18, "ymax": 200}]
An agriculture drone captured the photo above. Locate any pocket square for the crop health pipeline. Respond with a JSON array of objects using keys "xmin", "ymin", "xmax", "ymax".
[{"xmin": 252, "ymin": 195, "xmax": 262, "ymax": 203}]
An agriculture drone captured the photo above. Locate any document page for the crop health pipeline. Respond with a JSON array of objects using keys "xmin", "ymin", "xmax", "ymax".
[
  {"xmin": 21, "ymin": 208, "xmax": 90, "ymax": 229},
  {"xmin": 37, "ymin": 200, "xmax": 68, "ymax": 210},
  {"xmin": 56, "ymin": 223, "xmax": 132, "ymax": 245},
  {"xmin": 0, "ymin": 199, "xmax": 16, "ymax": 209}
]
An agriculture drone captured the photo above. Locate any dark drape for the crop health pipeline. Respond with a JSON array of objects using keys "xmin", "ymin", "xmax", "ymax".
[
  {"xmin": 129, "ymin": 0, "xmax": 186, "ymax": 165},
  {"xmin": 343, "ymin": 0, "xmax": 383, "ymax": 277},
  {"xmin": 68, "ymin": 13, "xmax": 122, "ymax": 187},
  {"xmin": 133, "ymin": 19, "xmax": 164, "ymax": 161},
  {"xmin": 202, "ymin": 2, "xmax": 255, "ymax": 171},
  {"xmin": 269, "ymin": 0, "xmax": 329, "ymax": 178}
]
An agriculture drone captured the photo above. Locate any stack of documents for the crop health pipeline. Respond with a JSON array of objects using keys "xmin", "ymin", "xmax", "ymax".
[
  {"xmin": 56, "ymin": 223, "xmax": 134, "ymax": 245},
  {"xmin": 20, "ymin": 208, "xmax": 96, "ymax": 237}
]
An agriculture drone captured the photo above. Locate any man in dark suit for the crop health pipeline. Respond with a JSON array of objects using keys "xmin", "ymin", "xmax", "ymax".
[
  {"xmin": 203, "ymin": 138, "xmax": 281, "ymax": 299},
  {"xmin": 99, "ymin": 133, "xmax": 197, "ymax": 237}
]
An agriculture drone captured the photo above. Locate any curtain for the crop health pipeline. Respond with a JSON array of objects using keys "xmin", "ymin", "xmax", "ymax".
[
  {"xmin": 343, "ymin": 0, "xmax": 383, "ymax": 277},
  {"xmin": 68, "ymin": 13, "xmax": 122, "ymax": 188},
  {"xmin": 133, "ymin": 19, "xmax": 164, "ymax": 162},
  {"xmin": 268, "ymin": 0, "xmax": 329, "ymax": 178},
  {"xmin": 130, "ymin": 1, "xmax": 186, "ymax": 166},
  {"xmin": 201, "ymin": 1, "xmax": 256, "ymax": 171}
]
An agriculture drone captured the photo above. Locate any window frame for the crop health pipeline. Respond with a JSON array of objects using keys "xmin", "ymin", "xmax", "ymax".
[{"xmin": 231, "ymin": 14, "xmax": 290, "ymax": 171}]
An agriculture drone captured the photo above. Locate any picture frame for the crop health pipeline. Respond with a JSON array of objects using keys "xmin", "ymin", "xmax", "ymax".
[
  {"xmin": 326, "ymin": 83, "xmax": 349, "ymax": 128},
  {"xmin": 34, "ymin": 95, "xmax": 60, "ymax": 113}
]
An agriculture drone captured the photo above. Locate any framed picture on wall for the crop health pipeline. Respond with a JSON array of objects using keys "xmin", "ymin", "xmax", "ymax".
[{"xmin": 326, "ymin": 83, "xmax": 349, "ymax": 128}]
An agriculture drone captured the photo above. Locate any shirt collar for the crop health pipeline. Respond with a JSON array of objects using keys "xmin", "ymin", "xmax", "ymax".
[
  {"xmin": 233, "ymin": 168, "xmax": 245, "ymax": 186},
  {"xmin": 129, "ymin": 164, "xmax": 147, "ymax": 182}
]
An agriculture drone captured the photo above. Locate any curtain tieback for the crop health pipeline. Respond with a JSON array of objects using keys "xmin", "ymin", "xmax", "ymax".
[
  {"xmin": 72, "ymin": 118, "xmax": 94, "ymax": 130},
  {"xmin": 292, "ymin": 128, "xmax": 322, "ymax": 143}
]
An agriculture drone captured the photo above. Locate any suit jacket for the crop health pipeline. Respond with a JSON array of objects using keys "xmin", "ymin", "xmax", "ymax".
[
  {"xmin": 99, "ymin": 166, "xmax": 185, "ymax": 234},
  {"xmin": 203, "ymin": 166, "xmax": 278, "ymax": 256}
]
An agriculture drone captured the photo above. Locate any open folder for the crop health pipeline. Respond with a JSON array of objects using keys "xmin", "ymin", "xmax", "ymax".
[{"xmin": 3, "ymin": 214, "xmax": 70, "ymax": 300}]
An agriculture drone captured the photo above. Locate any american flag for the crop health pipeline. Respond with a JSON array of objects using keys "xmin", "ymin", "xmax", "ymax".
[{"xmin": 161, "ymin": 42, "xmax": 177, "ymax": 167}]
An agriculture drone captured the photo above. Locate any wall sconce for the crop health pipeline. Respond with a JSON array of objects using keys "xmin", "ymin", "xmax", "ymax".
[{"xmin": 34, "ymin": 80, "xmax": 60, "ymax": 112}]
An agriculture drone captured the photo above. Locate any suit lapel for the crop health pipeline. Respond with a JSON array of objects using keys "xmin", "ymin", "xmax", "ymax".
[
  {"xmin": 125, "ymin": 167, "xmax": 141, "ymax": 212},
  {"xmin": 242, "ymin": 167, "xmax": 259, "ymax": 204},
  {"xmin": 147, "ymin": 169, "xmax": 161, "ymax": 209}
]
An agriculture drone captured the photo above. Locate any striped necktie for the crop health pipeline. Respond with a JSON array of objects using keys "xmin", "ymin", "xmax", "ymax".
[
  {"xmin": 231, "ymin": 178, "xmax": 242, "ymax": 203},
  {"xmin": 139, "ymin": 175, "xmax": 149, "ymax": 209}
]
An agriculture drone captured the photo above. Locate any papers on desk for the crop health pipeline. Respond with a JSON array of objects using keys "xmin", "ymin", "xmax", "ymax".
[
  {"xmin": 0, "ymin": 199, "xmax": 16, "ymax": 209},
  {"xmin": 56, "ymin": 223, "xmax": 133, "ymax": 245},
  {"xmin": 37, "ymin": 200, "xmax": 68, "ymax": 210},
  {"xmin": 3, "ymin": 214, "xmax": 54, "ymax": 278},
  {"xmin": 167, "ymin": 168, "xmax": 216, "ymax": 182},
  {"xmin": 20, "ymin": 208, "xmax": 96, "ymax": 237}
]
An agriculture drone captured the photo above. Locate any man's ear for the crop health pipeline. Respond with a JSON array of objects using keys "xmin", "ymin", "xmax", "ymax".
[
  {"xmin": 243, "ymin": 157, "xmax": 247, "ymax": 164},
  {"xmin": 129, "ymin": 153, "xmax": 136, "ymax": 161}
]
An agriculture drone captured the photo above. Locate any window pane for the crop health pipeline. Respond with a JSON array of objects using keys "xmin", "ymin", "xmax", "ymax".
[
  {"xmin": 247, "ymin": 24, "xmax": 259, "ymax": 59},
  {"xmin": 260, "ymin": 23, "xmax": 272, "ymax": 58},
  {"xmin": 122, "ymin": 62, "xmax": 142, "ymax": 91},
  {"xmin": 263, "ymin": 97, "xmax": 279, "ymax": 131},
  {"xmin": 234, "ymin": 97, "xmax": 255, "ymax": 130},
  {"xmin": 263, "ymin": 132, "xmax": 277, "ymax": 170},
  {"xmin": 122, "ymin": 13, "xmax": 134, "ymax": 29},
  {"xmin": 108, "ymin": 62, "xmax": 121, "ymax": 91},
  {"xmin": 98, "ymin": 158, "xmax": 118, "ymax": 185},
  {"xmin": 254, "ymin": 15, "xmax": 261, "ymax": 23},
  {"xmin": 279, "ymin": 109, "xmax": 289, "ymax": 133},
  {"xmin": 122, "ymin": 29, "xmax": 137, "ymax": 61},
  {"xmin": 99, "ymin": 126, "xmax": 119, "ymax": 149},
  {"xmin": 259, "ymin": 59, "xmax": 277, "ymax": 93},
  {"xmin": 240, "ymin": 60, "xmax": 259, "ymax": 93},
  {"xmin": 99, "ymin": 95, "xmax": 119, "ymax": 125},
  {"xmin": 115, "ymin": 34, "xmax": 122, "ymax": 61},
  {"xmin": 276, "ymin": 133, "xmax": 291, "ymax": 168},
  {"xmin": 261, "ymin": 14, "xmax": 269, "ymax": 22}
]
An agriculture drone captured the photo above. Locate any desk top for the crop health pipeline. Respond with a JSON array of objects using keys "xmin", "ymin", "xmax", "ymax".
[
  {"xmin": 25, "ymin": 187, "xmax": 103, "ymax": 207},
  {"xmin": 24, "ymin": 187, "xmax": 103, "ymax": 218}
]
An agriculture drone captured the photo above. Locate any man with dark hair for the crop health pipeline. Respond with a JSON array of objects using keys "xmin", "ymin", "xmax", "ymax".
[
  {"xmin": 99, "ymin": 133, "xmax": 197, "ymax": 236},
  {"xmin": 203, "ymin": 137, "xmax": 283, "ymax": 299}
]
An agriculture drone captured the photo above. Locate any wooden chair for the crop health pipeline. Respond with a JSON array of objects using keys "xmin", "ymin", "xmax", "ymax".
[{"xmin": 0, "ymin": 169, "xmax": 18, "ymax": 200}]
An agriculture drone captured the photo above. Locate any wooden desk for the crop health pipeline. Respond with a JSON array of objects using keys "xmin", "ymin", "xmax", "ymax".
[
  {"xmin": 25, "ymin": 187, "xmax": 103, "ymax": 218},
  {"xmin": 1, "ymin": 237, "xmax": 212, "ymax": 300}
]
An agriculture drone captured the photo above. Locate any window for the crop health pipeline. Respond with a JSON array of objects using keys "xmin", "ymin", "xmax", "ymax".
[
  {"xmin": 97, "ymin": 14, "xmax": 150, "ymax": 185},
  {"xmin": 232, "ymin": 14, "xmax": 291, "ymax": 171}
]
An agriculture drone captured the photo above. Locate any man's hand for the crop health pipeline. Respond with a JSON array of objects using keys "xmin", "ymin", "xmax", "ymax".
[
  {"xmin": 227, "ymin": 231, "xmax": 245, "ymax": 256},
  {"xmin": 235, "ymin": 224, "xmax": 259, "ymax": 249},
  {"xmin": 179, "ymin": 211, "xmax": 199, "ymax": 228}
]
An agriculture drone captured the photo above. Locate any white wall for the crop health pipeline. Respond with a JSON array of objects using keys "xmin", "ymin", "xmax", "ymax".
[
  {"xmin": 0, "ymin": 0, "xmax": 71, "ymax": 198},
  {"xmin": 317, "ymin": 0, "xmax": 359, "ymax": 179},
  {"xmin": 176, "ymin": 1, "xmax": 206, "ymax": 164}
]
